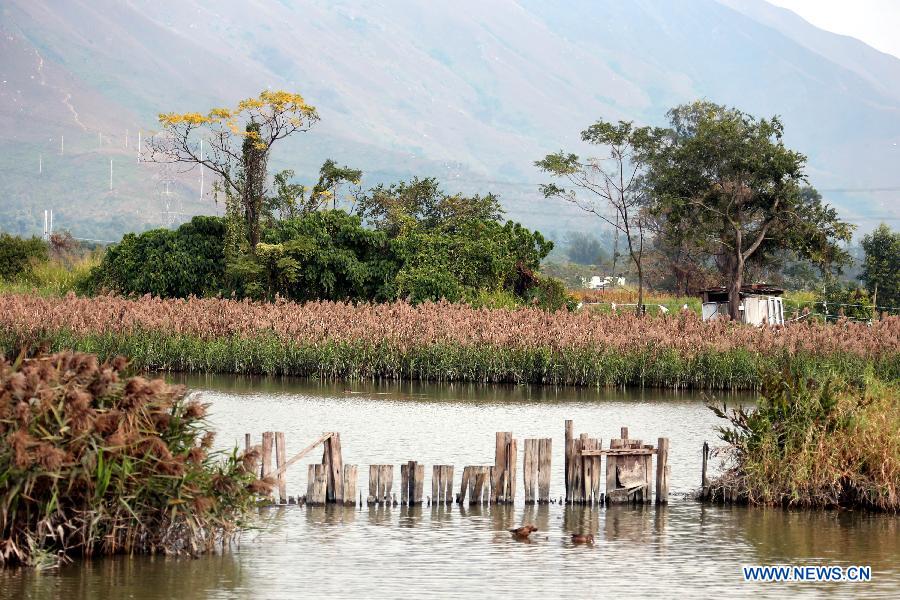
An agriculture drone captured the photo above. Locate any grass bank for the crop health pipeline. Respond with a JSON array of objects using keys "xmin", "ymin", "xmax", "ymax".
[
  {"xmin": 706, "ymin": 370, "xmax": 899, "ymax": 511},
  {"xmin": 0, "ymin": 293, "xmax": 897, "ymax": 389}
]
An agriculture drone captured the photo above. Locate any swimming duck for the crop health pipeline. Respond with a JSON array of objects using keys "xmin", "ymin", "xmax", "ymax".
[
  {"xmin": 509, "ymin": 524, "xmax": 538, "ymax": 539},
  {"xmin": 571, "ymin": 533, "xmax": 594, "ymax": 544}
]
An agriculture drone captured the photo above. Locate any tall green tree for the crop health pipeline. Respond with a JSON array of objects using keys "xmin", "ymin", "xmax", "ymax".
[
  {"xmin": 536, "ymin": 120, "xmax": 659, "ymax": 312},
  {"xmin": 646, "ymin": 101, "xmax": 853, "ymax": 319},
  {"xmin": 861, "ymin": 223, "xmax": 900, "ymax": 309}
]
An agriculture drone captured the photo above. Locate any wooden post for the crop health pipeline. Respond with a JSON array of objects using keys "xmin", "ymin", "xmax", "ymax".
[
  {"xmin": 379, "ymin": 465, "xmax": 393, "ymax": 503},
  {"xmin": 564, "ymin": 420, "xmax": 573, "ymax": 503},
  {"xmin": 606, "ymin": 438, "xmax": 622, "ymax": 499},
  {"xmin": 400, "ymin": 463, "xmax": 409, "ymax": 505},
  {"xmin": 368, "ymin": 465, "xmax": 379, "ymax": 504},
  {"xmin": 492, "ymin": 432, "xmax": 511, "ymax": 503},
  {"xmin": 472, "ymin": 467, "xmax": 488, "ymax": 505},
  {"xmin": 701, "ymin": 441, "xmax": 709, "ymax": 500},
  {"xmin": 244, "ymin": 433, "xmax": 251, "ymax": 453},
  {"xmin": 621, "ymin": 427, "xmax": 629, "ymax": 441},
  {"xmin": 274, "ymin": 432, "xmax": 287, "ymax": 502},
  {"xmin": 261, "ymin": 431, "xmax": 274, "ymax": 499},
  {"xmin": 507, "ymin": 438, "xmax": 517, "ymax": 504},
  {"xmin": 343, "ymin": 465, "xmax": 358, "ymax": 506},
  {"xmin": 523, "ymin": 439, "xmax": 537, "ymax": 504},
  {"xmin": 656, "ymin": 438, "xmax": 670, "ymax": 504},
  {"xmin": 432, "ymin": 465, "xmax": 453, "ymax": 504},
  {"xmin": 307, "ymin": 464, "xmax": 327, "ymax": 505},
  {"xmin": 643, "ymin": 444, "xmax": 654, "ymax": 504},
  {"xmin": 443, "ymin": 466, "xmax": 453, "ymax": 504},
  {"xmin": 538, "ymin": 438, "xmax": 552, "ymax": 503},
  {"xmin": 459, "ymin": 466, "xmax": 472, "ymax": 504},
  {"xmin": 322, "ymin": 433, "xmax": 343, "ymax": 504},
  {"xmin": 592, "ymin": 439, "xmax": 602, "ymax": 504},
  {"xmin": 414, "ymin": 463, "xmax": 425, "ymax": 505},
  {"xmin": 579, "ymin": 433, "xmax": 590, "ymax": 503}
]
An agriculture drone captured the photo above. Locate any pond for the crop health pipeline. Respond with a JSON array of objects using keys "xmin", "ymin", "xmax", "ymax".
[{"xmin": 3, "ymin": 376, "xmax": 897, "ymax": 598}]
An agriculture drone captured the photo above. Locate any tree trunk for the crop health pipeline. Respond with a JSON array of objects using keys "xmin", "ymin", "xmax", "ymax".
[
  {"xmin": 635, "ymin": 260, "xmax": 644, "ymax": 316},
  {"xmin": 727, "ymin": 254, "xmax": 744, "ymax": 321}
]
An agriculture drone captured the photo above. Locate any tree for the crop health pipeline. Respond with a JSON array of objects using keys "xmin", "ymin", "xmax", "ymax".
[
  {"xmin": 861, "ymin": 223, "xmax": 900, "ymax": 309},
  {"xmin": 646, "ymin": 102, "xmax": 853, "ymax": 320},
  {"xmin": 565, "ymin": 231, "xmax": 609, "ymax": 266},
  {"xmin": 536, "ymin": 120, "xmax": 658, "ymax": 312},
  {"xmin": 312, "ymin": 159, "xmax": 362, "ymax": 210},
  {"xmin": 355, "ymin": 177, "xmax": 503, "ymax": 236},
  {"xmin": 146, "ymin": 90, "xmax": 319, "ymax": 251}
]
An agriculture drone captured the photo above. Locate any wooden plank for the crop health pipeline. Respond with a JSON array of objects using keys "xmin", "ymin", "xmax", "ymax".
[
  {"xmin": 538, "ymin": 438, "xmax": 552, "ymax": 503},
  {"xmin": 443, "ymin": 466, "xmax": 453, "ymax": 504},
  {"xmin": 581, "ymin": 448, "xmax": 658, "ymax": 456},
  {"xmin": 244, "ymin": 433, "xmax": 251, "ymax": 453},
  {"xmin": 343, "ymin": 464, "xmax": 358, "ymax": 506},
  {"xmin": 274, "ymin": 431, "xmax": 287, "ymax": 502},
  {"xmin": 564, "ymin": 420, "xmax": 573, "ymax": 503},
  {"xmin": 621, "ymin": 439, "xmax": 644, "ymax": 503},
  {"xmin": 580, "ymin": 433, "xmax": 591, "ymax": 503},
  {"xmin": 307, "ymin": 464, "xmax": 316, "ymax": 503},
  {"xmin": 269, "ymin": 432, "xmax": 333, "ymax": 479},
  {"xmin": 313, "ymin": 464, "xmax": 328, "ymax": 505},
  {"xmin": 432, "ymin": 464, "xmax": 441, "ymax": 502},
  {"xmin": 592, "ymin": 439, "xmax": 602, "ymax": 504},
  {"xmin": 621, "ymin": 427, "xmax": 629, "ymax": 441},
  {"xmin": 573, "ymin": 437, "xmax": 584, "ymax": 503},
  {"xmin": 472, "ymin": 467, "xmax": 487, "ymax": 505},
  {"xmin": 656, "ymin": 437, "xmax": 670, "ymax": 504}
]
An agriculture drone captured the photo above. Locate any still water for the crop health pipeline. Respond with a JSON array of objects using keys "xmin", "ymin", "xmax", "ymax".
[{"xmin": 3, "ymin": 377, "xmax": 898, "ymax": 598}]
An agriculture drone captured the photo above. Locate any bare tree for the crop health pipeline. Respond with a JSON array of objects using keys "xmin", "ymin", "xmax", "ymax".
[
  {"xmin": 145, "ymin": 90, "xmax": 319, "ymax": 250},
  {"xmin": 537, "ymin": 120, "xmax": 658, "ymax": 312}
]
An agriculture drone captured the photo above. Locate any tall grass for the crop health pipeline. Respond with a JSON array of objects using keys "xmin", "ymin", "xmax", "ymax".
[
  {"xmin": 0, "ymin": 350, "xmax": 268, "ymax": 568},
  {"xmin": 707, "ymin": 370, "xmax": 899, "ymax": 510},
  {"xmin": 0, "ymin": 293, "xmax": 897, "ymax": 389}
]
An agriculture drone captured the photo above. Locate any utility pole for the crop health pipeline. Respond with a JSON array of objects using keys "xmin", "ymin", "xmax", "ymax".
[
  {"xmin": 109, "ymin": 159, "xmax": 113, "ymax": 190},
  {"xmin": 125, "ymin": 129, "xmax": 129, "ymax": 148},
  {"xmin": 39, "ymin": 154, "xmax": 42, "ymax": 174},
  {"xmin": 137, "ymin": 130, "xmax": 142, "ymax": 162},
  {"xmin": 60, "ymin": 135, "xmax": 64, "ymax": 155}
]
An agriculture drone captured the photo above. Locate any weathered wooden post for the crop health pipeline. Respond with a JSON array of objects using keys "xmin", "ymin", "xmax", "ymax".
[
  {"xmin": 524, "ymin": 439, "xmax": 537, "ymax": 503},
  {"xmin": 322, "ymin": 433, "xmax": 344, "ymax": 504},
  {"xmin": 606, "ymin": 438, "xmax": 622, "ymax": 501},
  {"xmin": 491, "ymin": 432, "xmax": 511, "ymax": 503},
  {"xmin": 274, "ymin": 432, "xmax": 287, "ymax": 502},
  {"xmin": 459, "ymin": 466, "xmax": 472, "ymax": 504},
  {"xmin": 473, "ymin": 466, "xmax": 489, "ymax": 505},
  {"xmin": 538, "ymin": 438, "xmax": 552, "ymax": 503},
  {"xmin": 431, "ymin": 465, "xmax": 453, "ymax": 504},
  {"xmin": 307, "ymin": 464, "xmax": 327, "ymax": 505},
  {"xmin": 656, "ymin": 437, "xmax": 670, "ymax": 504},
  {"xmin": 401, "ymin": 461, "xmax": 425, "ymax": 505},
  {"xmin": 701, "ymin": 441, "xmax": 709, "ymax": 500},
  {"xmin": 564, "ymin": 420, "xmax": 574, "ymax": 503},
  {"xmin": 261, "ymin": 431, "xmax": 274, "ymax": 501},
  {"xmin": 343, "ymin": 464, "xmax": 358, "ymax": 507}
]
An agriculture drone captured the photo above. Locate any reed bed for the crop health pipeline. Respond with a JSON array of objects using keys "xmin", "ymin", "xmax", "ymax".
[
  {"xmin": 707, "ymin": 370, "xmax": 899, "ymax": 511},
  {"xmin": 1, "ymin": 293, "xmax": 897, "ymax": 389},
  {"xmin": 0, "ymin": 350, "xmax": 267, "ymax": 568}
]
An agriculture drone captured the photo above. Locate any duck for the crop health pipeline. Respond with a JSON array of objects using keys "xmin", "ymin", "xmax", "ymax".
[
  {"xmin": 509, "ymin": 524, "xmax": 539, "ymax": 539},
  {"xmin": 571, "ymin": 533, "xmax": 594, "ymax": 544}
]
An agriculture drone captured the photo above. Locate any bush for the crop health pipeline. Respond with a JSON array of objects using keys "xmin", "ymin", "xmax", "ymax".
[
  {"xmin": 83, "ymin": 216, "xmax": 226, "ymax": 297},
  {"xmin": 0, "ymin": 234, "xmax": 47, "ymax": 281},
  {"xmin": 708, "ymin": 369, "xmax": 899, "ymax": 510},
  {"xmin": 0, "ymin": 351, "xmax": 266, "ymax": 568}
]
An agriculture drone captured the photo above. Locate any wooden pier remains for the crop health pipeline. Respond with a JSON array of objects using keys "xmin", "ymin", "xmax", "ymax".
[{"xmin": 245, "ymin": 420, "xmax": 670, "ymax": 508}]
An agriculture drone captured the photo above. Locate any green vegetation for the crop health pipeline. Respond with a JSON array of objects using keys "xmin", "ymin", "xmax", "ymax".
[
  {"xmin": 0, "ymin": 351, "xmax": 266, "ymax": 568},
  {"xmin": 708, "ymin": 369, "xmax": 899, "ymax": 510},
  {"xmin": 0, "ymin": 233, "xmax": 47, "ymax": 281},
  {"xmin": 861, "ymin": 223, "xmax": 900, "ymax": 309}
]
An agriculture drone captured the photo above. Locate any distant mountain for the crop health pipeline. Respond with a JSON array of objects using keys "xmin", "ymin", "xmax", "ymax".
[{"xmin": 1, "ymin": 0, "xmax": 898, "ymax": 240}]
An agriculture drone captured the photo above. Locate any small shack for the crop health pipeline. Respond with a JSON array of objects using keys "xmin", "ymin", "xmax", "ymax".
[{"xmin": 700, "ymin": 284, "xmax": 785, "ymax": 325}]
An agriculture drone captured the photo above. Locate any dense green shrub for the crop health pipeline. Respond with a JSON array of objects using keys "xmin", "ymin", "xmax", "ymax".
[
  {"xmin": 708, "ymin": 369, "xmax": 899, "ymax": 510},
  {"xmin": 82, "ymin": 216, "xmax": 227, "ymax": 297},
  {"xmin": 0, "ymin": 234, "xmax": 48, "ymax": 281},
  {"xmin": 236, "ymin": 210, "xmax": 399, "ymax": 301}
]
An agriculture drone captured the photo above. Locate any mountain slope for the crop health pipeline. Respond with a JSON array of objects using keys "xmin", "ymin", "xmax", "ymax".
[{"xmin": 1, "ymin": 0, "xmax": 898, "ymax": 240}]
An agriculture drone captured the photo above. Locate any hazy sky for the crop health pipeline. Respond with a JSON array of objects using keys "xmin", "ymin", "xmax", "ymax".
[{"xmin": 767, "ymin": 0, "xmax": 900, "ymax": 58}]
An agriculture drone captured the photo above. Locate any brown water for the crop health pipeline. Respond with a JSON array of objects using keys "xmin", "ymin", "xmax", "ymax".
[{"xmin": 3, "ymin": 376, "xmax": 897, "ymax": 598}]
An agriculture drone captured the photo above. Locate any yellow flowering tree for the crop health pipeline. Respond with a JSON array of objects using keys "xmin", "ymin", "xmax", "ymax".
[{"xmin": 146, "ymin": 91, "xmax": 319, "ymax": 250}]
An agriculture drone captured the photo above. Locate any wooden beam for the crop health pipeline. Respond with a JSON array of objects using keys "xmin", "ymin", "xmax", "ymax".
[
  {"xmin": 581, "ymin": 448, "xmax": 657, "ymax": 456},
  {"xmin": 269, "ymin": 432, "xmax": 333, "ymax": 479}
]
